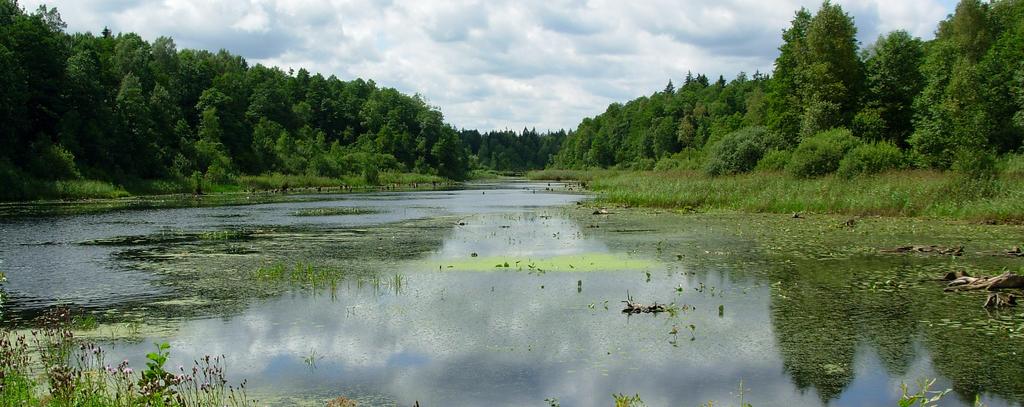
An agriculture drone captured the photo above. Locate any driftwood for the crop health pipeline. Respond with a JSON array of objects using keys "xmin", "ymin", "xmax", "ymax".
[
  {"xmin": 941, "ymin": 271, "xmax": 1024, "ymax": 308},
  {"xmin": 945, "ymin": 272, "xmax": 1024, "ymax": 292},
  {"xmin": 882, "ymin": 245, "xmax": 964, "ymax": 256},
  {"xmin": 622, "ymin": 301, "xmax": 667, "ymax": 314},
  {"xmin": 984, "ymin": 292, "xmax": 1018, "ymax": 308},
  {"xmin": 621, "ymin": 291, "xmax": 667, "ymax": 314}
]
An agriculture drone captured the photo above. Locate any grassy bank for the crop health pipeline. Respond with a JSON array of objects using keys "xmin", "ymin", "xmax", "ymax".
[
  {"xmin": 0, "ymin": 172, "xmax": 452, "ymax": 203},
  {"xmin": 528, "ymin": 169, "xmax": 1024, "ymax": 223}
]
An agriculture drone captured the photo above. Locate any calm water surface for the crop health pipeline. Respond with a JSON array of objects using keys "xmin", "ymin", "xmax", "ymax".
[{"xmin": 1, "ymin": 181, "xmax": 1022, "ymax": 406}]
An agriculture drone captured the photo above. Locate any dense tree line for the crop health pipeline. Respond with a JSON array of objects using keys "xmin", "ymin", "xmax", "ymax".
[
  {"xmin": 0, "ymin": 0, "xmax": 469, "ymax": 196},
  {"xmin": 555, "ymin": 0, "xmax": 1024, "ymax": 177},
  {"xmin": 460, "ymin": 128, "xmax": 566, "ymax": 172}
]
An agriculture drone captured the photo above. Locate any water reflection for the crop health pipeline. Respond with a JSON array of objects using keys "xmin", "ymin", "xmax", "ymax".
[{"xmin": 2, "ymin": 183, "xmax": 1023, "ymax": 406}]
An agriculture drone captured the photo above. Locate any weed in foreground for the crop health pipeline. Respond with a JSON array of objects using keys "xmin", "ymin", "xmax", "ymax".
[{"xmin": 0, "ymin": 325, "xmax": 256, "ymax": 406}]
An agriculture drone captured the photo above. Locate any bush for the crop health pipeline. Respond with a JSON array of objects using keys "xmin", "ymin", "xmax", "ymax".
[
  {"xmin": 837, "ymin": 141, "xmax": 905, "ymax": 178},
  {"xmin": 852, "ymin": 108, "xmax": 887, "ymax": 142},
  {"xmin": 951, "ymin": 148, "xmax": 998, "ymax": 180},
  {"xmin": 786, "ymin": 128, "xmax": 861, "ymax": 178},
  {"xmin": 755, "ymin": 149, "xmax": 792, "ymax": 172},
  {"xmin": 654, "ymin": 149, "xmax": 704, "ymax": 171},
  {"xmin": 28, "ymin": 143, "xmax": 80, "ymax": 180},
  {"xmin": 704, "ymin": 126, "xmax": 768, "ymax": 176}
]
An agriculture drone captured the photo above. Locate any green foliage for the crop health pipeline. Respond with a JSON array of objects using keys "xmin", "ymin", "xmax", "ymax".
[
  {"xmin": 755, "ymin": 149, "xmax": 792, "ymax": 172},
  {"xmin": 464, "ymin": 128, "xmax": 565, "ymax": 172},
  {"xmin": 556, "ymin": 72, "xmax": 770, "ymax": 169},
  {"xmin": 786, "ymin": 128, "xmax": 861, "ymax": 178},
  {"xmin": 704, "ymin": 126, "xmax": 769, "ymax": 176},
  {"xmin": 612, "ymin": 393, "xmax": 645, "ymax": 407},
  {"xmin": 898, "ymin": 379, "xmax": 950, "ymax": 407},
  {"xmin": 862, "ymin": 30, "xmax": 924, "ymax": 145},
  {"xmin": 0, "ymin": 7, "xmax": 470, "ymax": 202},
  {"xmin": 654, "ymin": 148, "xmax": 704, "ymax": 171},
  {"xmin": 837, "ymin": 141, "xmax": 905, "ymax": 178}
]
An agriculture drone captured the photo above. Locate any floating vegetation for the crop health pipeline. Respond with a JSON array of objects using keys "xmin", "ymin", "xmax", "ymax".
[
  {"xmin": 252, "ymin": 262, "xmax": 341, "ymax": 288},
  {"xmin": 292, "ymin": 207, "xmax": 378, "ymax": 217},
  {"xmin": 438, "ymin": 253, "xmax": 658, "ymax": 273},
  {"xmin": 198, "ymin": 230, "xmax": 248, "ymax": 241}
]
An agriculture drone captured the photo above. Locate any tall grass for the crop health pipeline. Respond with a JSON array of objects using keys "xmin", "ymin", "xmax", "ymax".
[
  {"xmin": 538, "ymin": 169, "xmax": 1024, "ymax": 223},
  {"xmin": 0, "ymin": 327, "xmax": 256, "ymax": 406}
]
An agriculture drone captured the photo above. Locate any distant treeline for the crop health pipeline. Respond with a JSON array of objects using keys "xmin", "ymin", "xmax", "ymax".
[
  {"xmin": 460, "ymin": 128, "xmax": 566, "ymax": 172},
  {"xmin": 0, "ymin": 0, "xmax": 476, "ymax": 200},
  {"xmin": 555, "ymin": 0, "xmax": 1024, "ymax": 178}
]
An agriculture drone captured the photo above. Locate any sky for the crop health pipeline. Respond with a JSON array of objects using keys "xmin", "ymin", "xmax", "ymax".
[{"xmin": 22, "ymin": 0, "xmax": 958, "ymax": 132}]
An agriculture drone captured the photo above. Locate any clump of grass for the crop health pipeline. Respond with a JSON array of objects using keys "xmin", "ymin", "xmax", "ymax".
[
  {"xmin": 612, "ymin": 393, "xmax": 645, "ymax": 407},
  {"xmin": 292, "ymin": 207, "xmax": 378, "ymax": 217},
  {"xmin": 72, "ymin": 314, "xmax": 99, "ymax": 331},
  {"xmin": 0, "ymin": 327, "xmax": 255, "ymax": 406},
  {"xmin": 198, "ymin": 230, "xmax": 247, "ymax": 241},
  {"xmin": 252, "ymin": 262, "xmax": 341, "ymax": 288}
]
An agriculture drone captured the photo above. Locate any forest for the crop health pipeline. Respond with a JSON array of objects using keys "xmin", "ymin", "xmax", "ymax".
[
  {"xmin": 554, "ymin": 0, "xmax": 1024, "ymax": 179},
  {"xmin": 0, "ymin": 0, "xmax": 480, "ymax": 200},
  {"xmin": 3, "ymin": 0, "xmax": 1023, "ymax": 202},
  {"xmin": 460, "ymin": 128, "xmax": 566, "ymax": 173}
]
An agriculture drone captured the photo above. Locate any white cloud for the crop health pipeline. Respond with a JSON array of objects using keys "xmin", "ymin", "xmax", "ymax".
[{"xmin": 24, "ymin": 0, "xmax": 954, "ymax": 131}]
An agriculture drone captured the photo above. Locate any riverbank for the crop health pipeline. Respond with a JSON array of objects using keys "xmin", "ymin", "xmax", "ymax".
[
  {"xmin": 528, "ymin": 169, "xmax": 1024, "ymax": 224},
  {"xmin": 0, "ymin": 172, "xmax": 452, "ymax": 203}
]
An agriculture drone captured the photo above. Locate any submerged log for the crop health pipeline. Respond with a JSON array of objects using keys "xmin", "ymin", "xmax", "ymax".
[
  {"xmin": 621, "ymin": 300, "xmax": 667, "ymax": 314},
  {"xmin": 984, "ymin": 292, "xmax": 1018, "ymax": 308},
  {"xmin": 620, "ymin": 291, "xmax": 667, "ymax": 314},
  {"xmin": 945, "ymin": 272, "xmax": 1024, "ymax": 292},
  {"xmin": 883, "ymin": 245, "xmax": 964, "ymax": 256}
]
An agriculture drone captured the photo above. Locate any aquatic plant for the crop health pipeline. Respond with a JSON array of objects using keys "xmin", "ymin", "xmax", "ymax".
[
  {"xmin": 73, "ymin": 314, "xmax": 99, "ymax": 331},
  {"xmin": 198, "ymin": 230, "xmax": 246, "ymax": 241},
  {"xmin": 253, "ymin": 262, "xmax": 341, "ymax": 288},
  {"xmin": 0, "ymin": 328, "xmax": 255, "ymax": 406},
  {"xmin": 898, "ymin": 378, "xmax": 950, "ymax": 407},
  {"xmin": 0, "ymin": 270, "xmax": 6, "ymax": 320},
  {"xmin": 303, "ymin": 349, "xmax": 322, "ymax": 369},
  {"xmin": 292, "ymin": 207, "xmax": 378, "ymax": 217},
  {"xmin": 612, "ymin": 393, "xmax": 645, "ymax": 407}
]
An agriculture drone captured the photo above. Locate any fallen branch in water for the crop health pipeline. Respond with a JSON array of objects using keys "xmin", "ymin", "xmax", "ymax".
[
  {"xmin": 945, "ymin": 272, "xmax": 1024, "ymax": 292},
  {"xmin": 621, "ymin": 291, "xmax": 668, "ymax": 314},
  {"xmin": 941, "ymin": 271, "xmax": 1024, "ymax": 308},
  {"xmin": 882, "ymin": 245, "xmax": 964, "ymax": 256}
]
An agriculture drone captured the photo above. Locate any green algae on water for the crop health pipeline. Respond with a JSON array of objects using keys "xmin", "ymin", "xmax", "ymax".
[{"xmin": 434, "ymin": 253, "xmax": 660, "ymax": 273}]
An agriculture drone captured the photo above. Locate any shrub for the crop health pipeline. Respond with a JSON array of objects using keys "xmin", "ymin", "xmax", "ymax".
[
  {"xmin": 786, "ymin": 128, "xmax": 861, "ymax": 178},
  {"xmin": 755, "ymin": 149, "xmax": 792, "ymax": 172},
  {"xmin": 852, "ymin": 107, "xmax": 887, "ymax": 142},
  {"xmin": 837, "ymin": 141, "xmax": 905, "ymax": 177},
  {"xmin": 951, "ymin": 148, "xmax": 998, "ymax": 180},
  {"xmin": 704, "ymin": 126, "xmax": 768, "ymax": 176},
  {"xmin": 28, "ymin": 143, "xmax": 80, "ymax": 180},
  {"xmin": 654, "ymin": 149, "xmax": 704, "ymax": 171}
]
